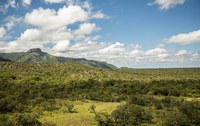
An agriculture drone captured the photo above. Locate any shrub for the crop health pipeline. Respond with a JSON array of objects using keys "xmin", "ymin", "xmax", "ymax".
[
  {"xmin": 95, "ymin": 112, "xmax": 114, "ymax": 126},
  {"xmin": 88, "ymin": 104, "xmax": 96, "ymax": 113},
  {"xmin": 111, "ymin": 104, "xmax": 152, "ymax": 126},
  {"xmin": 66, "ymin": 104, "xmax": 74, "ymax": 113},
  {"xmin": 164, "ymin": 111, "xmax": 190, "ymax": 126},
  {"xmin": 16, "ymin": 113, "xmax": 41, "ymax": 126}
]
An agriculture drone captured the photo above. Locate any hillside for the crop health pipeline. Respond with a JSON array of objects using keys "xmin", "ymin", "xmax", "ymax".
[
  {"xmin": 0, "ymin": 57, "xmax": 12, "ymax": 62},
  {"xmin": 0, "ymin": 48, "xmax": 116, "ymax": 69},
  {"xmin": 0, "ymin": 62, "xmax": 200, "ymax": 126}
]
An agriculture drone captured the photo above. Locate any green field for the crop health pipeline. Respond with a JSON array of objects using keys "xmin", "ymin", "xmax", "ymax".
[
  {"xmin": 39, "ymin": 100, "xmax": 121, "ymax": 126},
  {"xmin": 0, "ymin": 62, "xmax": 200, "ymax": 126}
]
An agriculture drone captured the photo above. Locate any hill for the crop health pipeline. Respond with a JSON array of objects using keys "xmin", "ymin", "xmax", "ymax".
[
  {"xmin": 0, "ymin": 57, "xmax": 12, "ymax": 62},
  {"xmin": 0, "ymin": 48, "xmax": 116, "ymax": 69}
]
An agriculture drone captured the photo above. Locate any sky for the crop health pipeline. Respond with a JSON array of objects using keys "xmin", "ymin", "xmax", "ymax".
[{"xmin": 0, "ymin": 0, "xmax": 200, "ymax": 68}]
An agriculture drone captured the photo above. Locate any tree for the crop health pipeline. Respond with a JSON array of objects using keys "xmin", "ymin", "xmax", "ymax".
[
  {"xmin": 88, "ymin": 104, "xmax": 96, "ymax": 113},
  {"xmin": 66, "ymin": 104, "xmax": 74, "ymax": 113},
  {"xmin": 95, "ymin": 112, "xmax": 114, "ymax": 126},
  {"xmin": 16, "ymin": 113, "xmax": 41, "ymax": 126},
  {"xmin": 111, "ymin": 104, "xmax": 152, "ymax": 126},
  {"xmin": 164, "ymin": 111, "xmax": 190, "ymax": 126}
]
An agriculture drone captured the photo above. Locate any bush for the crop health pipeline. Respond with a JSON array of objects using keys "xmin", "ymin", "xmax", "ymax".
[
  {"xmin": 16, "ymin": 113, "xmax": 41, "ymax": 126},
  {"xmin": 88, "ymin": 104, "xmax": 96, "ymax": 113},
  {"xmin": 66, "ymin": 104, "xmax": 74, "ymax": 113},
  {"xmin": 95, "ymin": 112, "xmax": 114, "ymax": 126},
  {"xmin": 111, "ymin": 104, "xmax": 152, "ymax": 126},
  {"xmin": 0, "ymin": 115, "xmax": 15, "ymax": 126},
  {"xmin": 164, "ymin": 111, "xmax": 190, "ymax": 126},
  {"xmin": 179, "ymin": 101, "xmax": 200, "ymax": 125}
]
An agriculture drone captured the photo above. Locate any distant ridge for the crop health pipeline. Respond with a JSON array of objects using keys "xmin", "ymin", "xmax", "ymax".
[
  {"xmin": 0, "ymin": 48, "xmax": 117, "ymax": 69},
  {"xmin": 0, "ymin": 57, "xmax": 12, "ymax": 62},
  {"xmin": 26, "ymin": 48, "xmax": 46, "ymax": 54}
]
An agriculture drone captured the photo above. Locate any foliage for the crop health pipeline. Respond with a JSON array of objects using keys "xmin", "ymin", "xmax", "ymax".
[
  {"xmin": 16, "ymin": 113, "xmax": 41, "ymax": 126},
  {"xmin": 111, "ymin": 104, "xmax": 152, "ymax": 126},
  {"xmin": 164, "ymin": 111, "xmax": 190, "ymax": 126},
  {"xmin": 95, "ymin": 112, "xmax": 114, "ymax": 126},
  {"xmin": 0, "ymin": 62, "xmax": 200, "ymax": 125},
  {"xmin": 88, "ymin": 104, "xmax": 96, "ymax": 113},
  {"xmin": 65, "ymin": 103, "xmax": 74, "ymax": 113}
]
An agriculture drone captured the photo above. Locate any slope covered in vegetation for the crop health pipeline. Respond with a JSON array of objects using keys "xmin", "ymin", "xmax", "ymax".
[
  {"xmin": 0, "ymin": 62, "xmax": 200, "ymax": 126},
  {"xmin": 0, "ymin": 48, "xmax": 117, "ymax": 69}
]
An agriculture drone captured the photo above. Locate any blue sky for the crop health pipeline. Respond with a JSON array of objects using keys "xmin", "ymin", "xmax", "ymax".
[{"xmin": 0, "ymin": 0, "xmax": 200, "ymax": 68}]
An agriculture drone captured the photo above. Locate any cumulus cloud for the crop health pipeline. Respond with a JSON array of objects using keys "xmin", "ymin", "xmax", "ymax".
[
  {"xmin": 0, "ymin": 27, "xmax": 6, "ymax": 39},
  {"xmin": 148, "ymin": 0, "xmax": 186, "ymax": 11},
  {"xmin": 52, "ymin": 40, "xmax": 70, "ymax": 52},
  {"xmin": 24, "ymin": 5, "xmax": 89, "ymax": 30},
  {"xmin": 0, "ymin": 2, "xmax": 105, "ymax": 52},
  {"xmin": 22, "ymin": 0, "xmax": 32, "ymax": 6},
  {"xmin": 92, "ymin": 10, "xmax": 109, "ymax": 19},
  {"xmin": 0, "ymin": 41, "xmax": 18, "ymax": 52},
  {"xmin": 145, "ymin": 48, "xmax": 167, "ymax": 56},
  {"xmin": 50, "ymin": 41, "xmax": 199, "ymax": 67},
  {"xmin": 73, "ymin": 23, "xmax": 98, "ymax": 35},
  {"xmin": 17, "ymin": 27, "xmax": 73, "ymax": 45},
  {"xmin": 98, "ymin": 42, "xmax": 125, "ymax": 55},
  {"xmin": 19, "ymin": 28, "xmax": 41, "ymax": 41},
  {"xmin": 163, "ymin": 30, "xmax": 200, "ymax": 45},
  {"xmin": 175, "ymin": 50, "xmax": 188, "ymax": 56}
]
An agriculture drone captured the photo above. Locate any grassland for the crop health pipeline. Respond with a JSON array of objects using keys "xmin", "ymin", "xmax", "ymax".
[{"xmin": 39, "ymin": 100, "xmax": 121, "ymax": 126}]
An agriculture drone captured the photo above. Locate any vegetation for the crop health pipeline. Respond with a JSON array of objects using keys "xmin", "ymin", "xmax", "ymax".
[
  {"xmin": 0, "ymin": 48, "xmax": 116, "ymax": 69},
  {"xmin": 0, "ymin": 62, "xmax": 200, "ymax": 125}
]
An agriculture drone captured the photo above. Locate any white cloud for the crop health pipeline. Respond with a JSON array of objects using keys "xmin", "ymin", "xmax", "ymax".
[
  {"xmin": 43, "ymin": 0, "xmax": 64, "ymax": 4},
  {"xmin": 25, "ymin": 5, "xmax": 89, "ymax": 30},
  {"xmin": 174, "ymin": 50, "xmax": 198, "ymax": 62},
  {"xmin": 145, "ymin": 47, "xmax": 167, "ymax": 56},
  {"xmin": 19, "ymin": 28, "xmax": 41, "ymax": 41},
  {"xmin": 22, "ymin": 0, "xmax": 32, "ymax": 6},
  {"xmin": 163, "ymin": 30, "xmax": 200, "ymax": 45},
  {"xmin": 98, "ymin": 42, "xmax": 125, "ymax": 55},
  {"xmin": 52, "ymin": 40, "xmax": 70, "ymax": 52},
  {"xmin": 50, "ymin": 41, "xmax": 199, "ymax": 67},
  {"xmin": 82, "ymin": 1, "xmax": 92, "ymax": 14},
  {"xmin": 74, "ymin": 23, "xmax": 97, "ymax": 35},
  {"xmin": 92, "ymin": 10, "xmax": 108, "ymax": 19},
  {"xmin": 6, "ymin": 0, "xmax": 17, "ymax": 8},
  {"xmin": 0, "ymin": 41, "xmax": 18, "ymax": 52},
  {"xmin": 4, "ymin": 16, "xmax": 22, "ymax": 30},
  {"xmin": 148, "ymin": 0, "xmax": 186, "ymax": 11},
  {"xmin": 175, "ymin": 50, "xmax": 188, "ymax": 56},
  {"xmin": 0, "ymin": 0, "xmax": 18, "ymax": 13},
  {"xmin": 17, "ymin": 27, "xmax": 73, "ymax": 45},
  {"xmin": 0, "ymin": 27, "xmax": 6, "ymax": 39}
]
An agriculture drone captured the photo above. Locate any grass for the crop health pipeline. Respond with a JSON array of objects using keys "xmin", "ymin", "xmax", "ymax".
[{"xmin": 39, "ymin": 100, "xmax": 122, "ymax": 126}]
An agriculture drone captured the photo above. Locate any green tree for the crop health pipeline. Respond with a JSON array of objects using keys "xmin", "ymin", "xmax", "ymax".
[
  {"xmin": 95, "ymin": 112, "xmax": 114, "ymax": 126},
  {"xmin": 164, "ymin": 111, "xmax": 190, "ymax": 126},
  {"xmin": 16, "ymin": 113, "xmax": 41, "ymax": 126},
  {"xmin": 66, "ymin": 104, "xmax": 74, "ymax": 113},
  {"xmin": 88, "ymin": 104, "xmax": 96, "ymax": 113},
  {"xmin": 111, "ymin": 104, "xmax": 152, "ymax": 126}
]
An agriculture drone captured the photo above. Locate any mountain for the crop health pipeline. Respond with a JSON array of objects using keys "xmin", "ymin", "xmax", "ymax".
[
  {"xmin": 0, "ymin": 48, "xmax": 117, "ymax": 69},
  {"xmin": 0, "ymin": 57, "xmax": 12, "ymax": 62}
]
